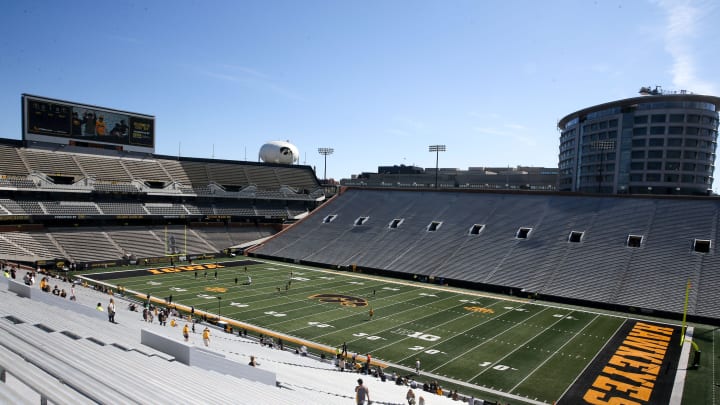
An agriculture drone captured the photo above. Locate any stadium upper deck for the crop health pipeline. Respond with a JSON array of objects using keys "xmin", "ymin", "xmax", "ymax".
[{"xmin": 0, "ymin": 138, "xmax": 322, "ymax": 197}]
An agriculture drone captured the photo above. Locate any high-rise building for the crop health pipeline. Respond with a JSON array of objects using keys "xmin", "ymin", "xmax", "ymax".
[{"xmin": 557, "ymin": 88, "xmax": 720, "ymax": 195}]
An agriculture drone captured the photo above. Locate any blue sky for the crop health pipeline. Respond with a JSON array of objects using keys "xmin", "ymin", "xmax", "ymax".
[{"xmin": 1, "ymin": 0, "xmax": 718, "ymax": 184}]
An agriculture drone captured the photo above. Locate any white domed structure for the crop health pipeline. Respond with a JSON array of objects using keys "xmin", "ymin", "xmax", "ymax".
[{"xmin": 259, "ymin": 141, "xmax": 299, "ymax": 164}]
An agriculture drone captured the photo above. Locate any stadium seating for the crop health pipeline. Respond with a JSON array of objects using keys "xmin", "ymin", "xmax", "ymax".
[
  {"xmin": 251, "ymin": 189, "xmax": 720, "ymax": 321},
  {"xmin": 0, "ymin": 143, "xmax": 29, "ymax": 177},
  {"xmin": 21, "ymin": 149, "xmax": 84, "ymax": 178},
  {"xmin": 76, "ymin": 154, "xmax": 132, "ymax": 182},
  {"xmin": 0, "ymin": 274, "xmax": 462, "ymax": 404},
  {"xmin": 0, "ymin": 141, "xmax": 320, "ymax": 195},
  {"xmin": 49, "ymin": 229, "xmax": 124, "ymax": 262}
]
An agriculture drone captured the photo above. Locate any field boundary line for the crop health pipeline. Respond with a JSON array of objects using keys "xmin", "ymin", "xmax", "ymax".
[{"xmin": 670, "ymin": 326, "xmax": 694, "ymax": 405}]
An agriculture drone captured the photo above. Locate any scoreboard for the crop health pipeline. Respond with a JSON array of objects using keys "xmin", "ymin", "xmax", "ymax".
[{"xmin": 22, "ymin": 94, "xmax": 155, "ymax": 153}]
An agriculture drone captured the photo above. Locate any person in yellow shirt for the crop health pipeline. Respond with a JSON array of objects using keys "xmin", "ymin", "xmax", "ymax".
[
  {"xmin": 95, "ymin": 116, "xmax": 106, "ymax": 136},
  {"xmin": 183, "ymin": 324, "xmax": 189, "ymax": 342},
  {"xmin": 202, "ymin": 327, "xmax": 210, "ymax": 346}
]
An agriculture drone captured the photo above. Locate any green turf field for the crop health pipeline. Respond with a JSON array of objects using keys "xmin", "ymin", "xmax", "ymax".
[{"xmin": 84, "ymin": 259, "xmax": 711, "ymax": 405}]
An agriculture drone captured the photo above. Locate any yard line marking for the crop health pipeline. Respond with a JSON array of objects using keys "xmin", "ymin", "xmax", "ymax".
[
  {"xmin": 309, "ymin": 290, "xmax": 463, "ymax": 339},
  {"xmin": 430, "ymin": 306, "xmax": 551, "ymax": 373},
  {"xmin": 467, "ymin": 310, "xmax": 576, "ymax": 382},
  {"xmin": 554, "ymin": 318, "xmax": 625, "ymax": 401},
  {"xmin": 509, "ymin": 314, "xmax": 599, "ymax": 393},
  {"xmin": 373, "ymin": 299, "xmax": 512, "ymax": 360}
]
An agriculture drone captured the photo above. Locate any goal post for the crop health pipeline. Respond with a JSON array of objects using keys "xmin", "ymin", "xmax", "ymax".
[{"xmin": 164, "ymin": 225, "xmax": 188, "ymax": 258}]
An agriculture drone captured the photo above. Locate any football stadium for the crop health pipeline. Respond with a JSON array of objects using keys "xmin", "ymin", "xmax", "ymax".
[{"xmin": 1, "ymin": 93, "xmax": 720, "ymax": 405}]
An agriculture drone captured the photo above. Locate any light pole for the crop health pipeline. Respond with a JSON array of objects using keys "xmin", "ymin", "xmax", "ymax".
[
  {"xmin": 317, "ymin": 148, "xmax": 334, "ymax": 182},
  {"xmin": 428, "ymin": 145, "xmax": 446, "ymax": 189}
]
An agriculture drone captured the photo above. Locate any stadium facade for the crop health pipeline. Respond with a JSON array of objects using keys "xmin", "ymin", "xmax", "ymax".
[
  {"xmin": 342, "ymin": 165, "xmax": 559, "ymax": 191},
  {"xmin": 557, "ymin": 88, "xmax": 720, "ymax": 195}
]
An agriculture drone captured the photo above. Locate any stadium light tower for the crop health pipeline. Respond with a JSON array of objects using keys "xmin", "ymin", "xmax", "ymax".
[
  {"xmin": 428, "ymin": 144, "xmax": 446, "ymax": 189},
  {"xmin": 317, "ymin": 147, "xmax": 334, "ymax": 181}
]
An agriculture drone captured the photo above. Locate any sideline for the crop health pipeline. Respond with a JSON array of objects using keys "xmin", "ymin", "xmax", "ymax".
[{"xmin": 669, "ymin": 326, "xmax": 694, "ymax": 405}]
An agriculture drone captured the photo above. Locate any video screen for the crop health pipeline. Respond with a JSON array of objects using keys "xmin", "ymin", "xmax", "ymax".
[{"xmin": 23, "ymin": 95, "xmax": 155, "ymax": 151}]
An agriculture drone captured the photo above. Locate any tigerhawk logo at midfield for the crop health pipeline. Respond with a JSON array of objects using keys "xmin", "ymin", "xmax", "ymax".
[{"xmin": 309, "ymin": 293, "xmax": 368, "ymax": 307}]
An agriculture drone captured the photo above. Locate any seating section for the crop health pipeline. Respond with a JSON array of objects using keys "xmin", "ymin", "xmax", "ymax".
[
  {"xmin": 157, "ymin": 159, "xmax": 192, "ymax": 185},
  {"xmin": 0, "ymin": 225, "xmax": 278, "ymax": 263},
  {"xmin": 40, "ymin": 201, "xmax": 101, "ymax": 215},
  {"xmin": 207, "ymin": 162, "xmax": 250, "ymax": 186},
  {"xmin": 0, "ymin": 178, "xmax": 36, "ymax": 189},
  {"xmin": 76, "ymin": 154, "xmax": 132, "ymax": 182},
  {"xmin": 21, "ymin": 149, "xmax": 84, "ymax": 178},
  {"xmin": 252, "ymin": 189, "xmax": 720, "ymax": 320},
  {"xmin": 0, "ymin": 143, "xmax": 29, "ymax": 177},
  {"xmin": 177, "ymin": 160, "xmax": 211, "ymax": 186},
  {"xmin": 0, "ymin": 142, "xmax": 320, "ymax": 195},
  {"xmin": 144, "ymin": 203, "xmax": 189, "ymax": 216},
  {"xmin": 123, "ymin": 158, "xmax": 171, "ymax": 183},
  {"xmin": 0, "ymin": 279, "xmax": 461, "ymax": 405},
  {"xmin": 0, "ymin": 232, "xmax": 64, "ymax": 260},
  {"xmin": 194, "ymin": 225, "xmax": 274, "ymax": 248},
  {"xmin": 92, "ymin": 182, "xmax": 140, "ymax": 193},
  {"xmin": 97, "ymin": 202, "xmax": 148, "ymax": 215},
  {"xmin": 50, "ymin": 230, "xmax": 124, "ymax": 262},
  {"xmin": 104, "ymin": 227, "xmax": 166, "ymax": 257},
  {"xmin": 0, "ymin": 197, "xmax": 313, "ymax": 219}
]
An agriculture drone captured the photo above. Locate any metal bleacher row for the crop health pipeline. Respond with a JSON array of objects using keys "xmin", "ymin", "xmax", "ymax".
[
  {"xmin": 251, "ymin": 188, "xmax": 720, "ymax": 321},
  {"xmin": 0, "ymin": 141, "xmax": 322, "ymax": 198},
  {"xmin": 0, "ymin": 198, "xmax": 310, "ymax": 218},
  {"xmin": 0, "ymin": 225, "xmax": 274, "ymax": 263}
]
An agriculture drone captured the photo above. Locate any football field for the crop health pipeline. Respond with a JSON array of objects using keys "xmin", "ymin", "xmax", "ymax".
[{"xmin": 85, "ymin": 259, "xmax": 684, "ymax": 404}]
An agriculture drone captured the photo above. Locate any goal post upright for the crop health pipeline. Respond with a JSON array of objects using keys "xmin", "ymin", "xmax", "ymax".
[{"xmin": 680, "ymin": 279, "xmax": 691, "ymax": 346}]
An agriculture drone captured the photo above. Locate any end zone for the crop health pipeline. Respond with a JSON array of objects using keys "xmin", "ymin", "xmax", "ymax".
[
  {"xmin": 82, "ymin": 260, "xmax": 263, "ymax": 281},
  {"xmin": 559, "ymin": 320, "xmax": 683, "ymax": 405}
]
